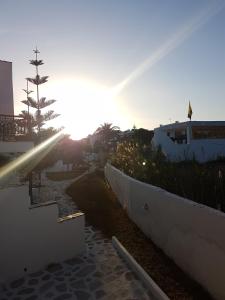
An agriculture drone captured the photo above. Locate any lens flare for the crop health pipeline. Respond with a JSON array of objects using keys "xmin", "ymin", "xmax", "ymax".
[
  {"xmin": 113, "ymin": 1, "xmax": 225, "ymax": 95},
  {"xmin": 0, "ymin": 130, "xmax": 64, "ymax": 182}
]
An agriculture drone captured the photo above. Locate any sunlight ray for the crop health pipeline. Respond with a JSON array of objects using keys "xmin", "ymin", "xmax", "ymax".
[
  {"xmin": 0, "ymin": 130, "xmax": 64, "ymax": 182},
  {"xmin": 113, "ymin": 1, "xmax": 225, "ymax": 95}
]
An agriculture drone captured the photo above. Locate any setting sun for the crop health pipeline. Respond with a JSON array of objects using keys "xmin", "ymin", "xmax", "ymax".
[{"xmin": 46, "ymin": 79, "xmax": 118, "ymax": 139}]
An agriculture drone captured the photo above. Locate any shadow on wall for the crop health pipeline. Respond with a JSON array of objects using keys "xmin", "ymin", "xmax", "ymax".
[
  {"xmin": 0, "ymin": 185, "xmax": 85, "ymax": 282},
  {"xmin": 105, "ymin": 163, "xmax": 225, "ymax": 300}
]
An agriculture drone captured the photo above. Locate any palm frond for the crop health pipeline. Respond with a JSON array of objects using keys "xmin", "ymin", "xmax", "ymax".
[
  {"xmin": 19, "ymin": 111, "xmax": 35, "ymax": 126},
  {"xmin": 95, "ymin": 123, "xmax": 120, "ymax": 134}
]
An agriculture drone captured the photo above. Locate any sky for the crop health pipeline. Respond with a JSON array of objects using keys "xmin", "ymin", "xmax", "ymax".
[{"xmin": 0, "ymin": 0, "xmax": 225, "ymax": 139}]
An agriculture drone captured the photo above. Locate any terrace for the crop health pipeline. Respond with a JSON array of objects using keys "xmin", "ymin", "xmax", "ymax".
[
  {"xmin": 0, "ymin": 114, "xmax": 30, "ymax": 141},
  {"xmin": 0, "ymin": 166, "xmax": 153, "ymax": 300},
  {"xmin": 0, "ymin": 114, "xmax": 33, "ymax": 154}
]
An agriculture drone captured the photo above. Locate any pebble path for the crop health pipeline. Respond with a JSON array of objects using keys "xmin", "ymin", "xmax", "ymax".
[{"xmin": 0, "ymin": 172, "xmax": 153, "ymax": 300}]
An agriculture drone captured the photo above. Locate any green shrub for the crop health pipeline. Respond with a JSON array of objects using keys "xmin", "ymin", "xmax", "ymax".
[{"xmin": 111, "ymin": 141, "xmax": 225, "ymax": 212}]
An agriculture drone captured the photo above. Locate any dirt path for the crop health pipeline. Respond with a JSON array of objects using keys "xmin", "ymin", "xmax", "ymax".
[{"xmin": 66, "ymin": 170, "xmax": 212, "ymax": 300}]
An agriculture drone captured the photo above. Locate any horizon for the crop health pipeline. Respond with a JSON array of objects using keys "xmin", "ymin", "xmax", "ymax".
[{"xmin": 0, "ymin": 0, "xmax": 224, "ymax": 139}]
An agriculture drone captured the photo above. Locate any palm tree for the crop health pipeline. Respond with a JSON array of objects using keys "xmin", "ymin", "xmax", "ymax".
[
  {"xmin": 94, "ymin": 123, "xmax": 120, "ymax": 167},
  {"xmin": 94, "ymin": 123, "xmax": 120, "ymax": 163},
  {"xmin": 95, "ymin": 122, "xmax": 120, "ymax": 141}
]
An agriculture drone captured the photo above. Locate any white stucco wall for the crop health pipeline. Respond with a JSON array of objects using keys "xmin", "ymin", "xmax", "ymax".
[
  {"xmin": 0, "ymin": 60, "xmax": 14, "ymax": 115},
  {"xmin": 152, "ymin": 129, "xmax": 225, "ymax": 162},
  {"xmin": 46, "ymin": 160, "xmax": 73, "ymax": 172},
  {"xmin": 0, "ymin": 185, "xmax": 85, "ymax": 282},
  {"xmin": 105, "ymin": 164, "xmax": 225, "ymax": 300},
  {"xmin": 0, "ymin": 141, "xmax": 34, "ymax": 153}
]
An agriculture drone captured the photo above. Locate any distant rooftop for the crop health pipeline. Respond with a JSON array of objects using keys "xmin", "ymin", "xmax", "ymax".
[
  {"xmin": 0, "ymin": 59, "xmax": 12, "ymax": 64},
  {"xmin": 156, "ymin": 120, "xmax": 225, "ymax": 130}
]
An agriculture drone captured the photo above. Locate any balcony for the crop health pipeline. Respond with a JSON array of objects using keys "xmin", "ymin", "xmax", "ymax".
[
  {"xmin": 0, "ymin": 114, "xmax": 31, "ymax": 141},
  {"xmin": 0, "ymin": 114, "xmax": 33, "ymax": 154}
]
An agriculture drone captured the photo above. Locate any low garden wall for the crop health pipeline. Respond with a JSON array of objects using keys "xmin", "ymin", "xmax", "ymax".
[
  {"xmin": 0, "ymin": 141, "xmax": 34, "ymax": 154},
  {"xmin": 105, "ymin": 163, "xmax": 225, "ymax": 300},
  {"xmin": 0, "ymin": 185, "xmax": 85, "ymax": 282}
]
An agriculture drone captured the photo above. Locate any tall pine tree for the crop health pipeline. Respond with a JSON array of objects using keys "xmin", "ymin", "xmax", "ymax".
[
  {"xmin": 21, "ymin": 48, "xmax": 59, "ymax": 142},
  {"xmin": 20, "ymin": 79, "xmax": 34, "ymax": 136},
  {"xmin": 20, "ymin": 48, "xmax": 60, "ymax": 191}
]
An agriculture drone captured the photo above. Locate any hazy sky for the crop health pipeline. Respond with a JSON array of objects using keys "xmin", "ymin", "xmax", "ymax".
[{"xmin": 0, "ymin": 0, "xmax": 224, "ymax": 139}]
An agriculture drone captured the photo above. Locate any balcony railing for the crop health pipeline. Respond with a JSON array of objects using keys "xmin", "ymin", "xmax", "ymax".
[{"xmin": 0, "ymin": 114, "xmax": 29, "ymax": 141}]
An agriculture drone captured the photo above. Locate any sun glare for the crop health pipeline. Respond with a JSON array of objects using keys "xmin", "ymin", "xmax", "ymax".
[{"xmin": 46, "ymin": 79, "xmax": 118, "ymax": 140}]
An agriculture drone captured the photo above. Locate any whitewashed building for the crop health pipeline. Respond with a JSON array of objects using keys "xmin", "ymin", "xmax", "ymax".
[
  {"xmin": 152, "ymin": 121, "xmax": 225, "ymax": 162},
  {"xmin": 0, "ymin": 60, "xmax": 33, "ymax": 154},
  {"xmin": 0, "ymin": 60, "xmax": 14, "ymax": 115},
  {"xmin": 0, "ymin": 61, "xmax": 86, "ymax": 284}
]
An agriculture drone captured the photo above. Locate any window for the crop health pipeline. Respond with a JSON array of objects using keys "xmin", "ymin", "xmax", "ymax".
[{"xmin": 192, "ymin": 126, "xmax": 225, "ymax": 139}]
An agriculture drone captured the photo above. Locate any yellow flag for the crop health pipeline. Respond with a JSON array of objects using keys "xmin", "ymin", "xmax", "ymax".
[{"xmin": 188, "ymin": 101, "xmax": 192, "ymax": 120}]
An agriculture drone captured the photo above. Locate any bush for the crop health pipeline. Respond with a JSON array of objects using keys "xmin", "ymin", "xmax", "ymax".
[
  {"xmin": 111, "ymin": 141, "xmax": 148, "ymax": 180},
  {"xmin": 111, "ymin": 141, "xmax": 225, "ymax": 212}
]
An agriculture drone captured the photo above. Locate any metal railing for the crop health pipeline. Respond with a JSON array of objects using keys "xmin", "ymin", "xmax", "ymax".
[{"xmin": 0, "ymin": 114, "xmax": 28, "ymax": 141}]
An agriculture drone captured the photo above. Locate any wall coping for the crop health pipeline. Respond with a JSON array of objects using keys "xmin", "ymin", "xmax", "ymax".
[
  {"xmin": 112, "ymin": 236, "xmax": 170, "ymax": 300},
  {"xmin": 106, "ymin": 163, "xmax": 225, "ymax": 218},
  {"xmin": 57, "ymin": 212, "xmax": 84, "ymax": 223}
]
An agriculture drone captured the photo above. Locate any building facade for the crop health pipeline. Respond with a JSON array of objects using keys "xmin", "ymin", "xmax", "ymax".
[
  {"xmin": 0, "ymin": 60, "xmax": 14, "ymax": 115},
  {"xmin": 152, "ymin": 121, "xmax": 225, "ymax": 162},
  {"xmin": 0, "ymin": 59, "xmax": 33, "ymax": 154}
]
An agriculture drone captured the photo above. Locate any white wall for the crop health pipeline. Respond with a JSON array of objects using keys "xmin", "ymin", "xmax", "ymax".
[
  {"xmin": 0, "ymin": 60, "xmax": 14, "ymax": 115},
  {"xmin": 105, "ymin": 164, "xmax": 225, "ymax": 300},
  {"xmin": 46, "ymin": 160, "xmax": 73, "ymax": 172},
  {"xmin": 152, "ymin": 129, "xmax": 225, "ymax": 162},
  {"xmin": 0, "ymin": 185, "xmax": 85, "ymax": 282},
  {"xmin": 0, "ymin": 141, "xmax": 34, "ymax": 153}
]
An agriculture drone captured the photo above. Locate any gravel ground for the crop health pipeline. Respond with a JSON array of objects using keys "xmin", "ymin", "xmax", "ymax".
[{"xmin": 66, "ymin": 170, "xmax": 212, "ymax": 300}]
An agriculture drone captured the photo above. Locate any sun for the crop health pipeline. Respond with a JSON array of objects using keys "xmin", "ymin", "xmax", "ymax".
[{"xmin": 45, "ymin": 78, "xmax": 118, "ymax": 140}]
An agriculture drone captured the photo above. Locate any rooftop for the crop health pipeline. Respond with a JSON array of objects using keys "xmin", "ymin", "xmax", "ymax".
[{"xmin": 156, "ymin": 120, "xmax": 225, "ymax": 130}]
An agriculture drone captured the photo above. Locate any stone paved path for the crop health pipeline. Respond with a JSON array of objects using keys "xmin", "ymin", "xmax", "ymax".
[
  {"xmin": 32, "ymin": 172, "xmax": 81, "ymax": 217},
  {"xmin": 1, "ymin": 172, "xmax": 152, "ymax": 300}
]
